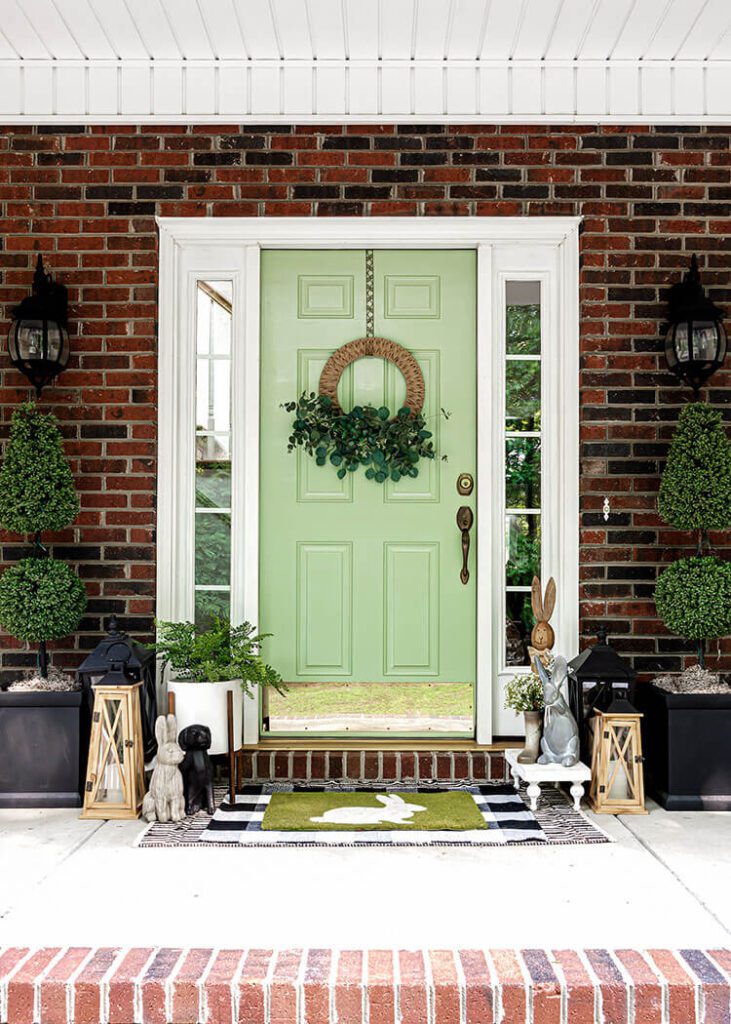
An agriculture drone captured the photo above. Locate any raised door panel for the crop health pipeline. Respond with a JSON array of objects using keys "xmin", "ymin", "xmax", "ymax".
[
  {"xmin": 384, "ymin": 542, "xmax": 439, "ymax": 675},
  {"xmin": 296, "ymin": 542, "xmax": 353, "ymax": 676}
]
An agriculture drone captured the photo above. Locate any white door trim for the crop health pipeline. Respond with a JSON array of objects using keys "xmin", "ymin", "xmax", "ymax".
[{"xmin": 156, "ymin": 216, "xmax": 581, "ymax": 744}]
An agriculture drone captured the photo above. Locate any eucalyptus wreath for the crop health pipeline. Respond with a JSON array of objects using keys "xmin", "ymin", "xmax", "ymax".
[{"xmin": 283, "ymin": 392, "xmax": 442, "ymax": 483}]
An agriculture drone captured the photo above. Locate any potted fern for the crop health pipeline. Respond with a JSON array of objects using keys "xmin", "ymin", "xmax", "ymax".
[{"xmin": 155, "ymin": 618, "xmax": 284, "ymax": 754}]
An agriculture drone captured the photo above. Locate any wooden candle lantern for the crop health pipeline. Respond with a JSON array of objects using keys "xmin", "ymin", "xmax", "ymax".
[
  {"xmin": 81, "ymin": 673, "xmax": 145, "ymax": 820},
  {"xmin": 589, "ymin": 697, "xmax": 647, "ymax": 815}
]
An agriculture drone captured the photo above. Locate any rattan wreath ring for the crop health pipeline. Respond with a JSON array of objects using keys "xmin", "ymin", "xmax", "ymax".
[{"xmin": 318, "ymin": 337, "xmax": 425, "ymax": 416}]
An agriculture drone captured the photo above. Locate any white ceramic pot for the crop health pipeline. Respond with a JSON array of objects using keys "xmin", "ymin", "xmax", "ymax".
[{"xmin": 167, "ymin": 677, "xmax": 243, "ymax": 755}]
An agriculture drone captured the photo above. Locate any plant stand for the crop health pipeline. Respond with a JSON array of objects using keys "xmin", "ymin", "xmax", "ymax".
[
  {"xmin": 167, "ymin": 689, "xmax": 240, "ymax": 806},
  {"xmin": 506, "ymin": 748, "xmax": 592, "ymax": 811}
]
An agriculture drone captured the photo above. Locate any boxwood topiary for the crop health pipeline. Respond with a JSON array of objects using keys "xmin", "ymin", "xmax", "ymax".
[
  {"xmin": 658, "ymin": 402, "xmax": 731, "ymax": 531},
  {"xmin": 655, "ymin": 556, "xmax": 731, "ymax": 642},
  {"xmin": 0, "ymin": 402, "xmax": 80, "ymax": 535},
  {"xmin": 0, "ymin": 557, "xmax": 87, "ymax": 643}
]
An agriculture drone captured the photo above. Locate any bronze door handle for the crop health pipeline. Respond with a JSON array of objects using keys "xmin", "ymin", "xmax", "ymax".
[{"xmin": 456, "ymin": 506, "xmax": 473, "ymax": 584}]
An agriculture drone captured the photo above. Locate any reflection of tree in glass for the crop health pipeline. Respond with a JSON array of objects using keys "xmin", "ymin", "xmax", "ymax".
[
  {"xmin": 506, "ymin": 361, "xmax": 541, "ymax": 431},
  {"xmin": 505, "ymin": 593, "xmax": 536, "ymax": 666},
  {"xmin": 196, "ymin": 460, "xmax": 231, "ymax": 508},
  {"xmin": 195, "ymin": 591, "xmax": 230, "ymax": 631},
  {"xmin": 506, "ymin": 304, "xmax": 540, "ymax": 355},
  {"xmin": 506, "ymin": 438, "xmax": 541, "ymax": 508}
]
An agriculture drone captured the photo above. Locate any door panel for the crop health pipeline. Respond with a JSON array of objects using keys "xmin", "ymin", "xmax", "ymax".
[{"xmin": 260, "ymin": 249, "xmax": 476, "ymax": 733}]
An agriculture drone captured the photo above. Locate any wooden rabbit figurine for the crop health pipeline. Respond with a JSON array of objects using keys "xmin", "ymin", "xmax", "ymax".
[{"xmin": 528, "ymin": 575, "xmax": 556, "ymax": 671}]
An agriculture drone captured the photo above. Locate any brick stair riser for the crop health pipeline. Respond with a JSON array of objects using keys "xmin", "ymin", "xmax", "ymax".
[
  {"xmin": 238, "ymin": 750, "xmax": 507, "ymax": 785},
  {"xmin": 2, "ymin": 947, "xmax": 729, "ymax": 1024}
]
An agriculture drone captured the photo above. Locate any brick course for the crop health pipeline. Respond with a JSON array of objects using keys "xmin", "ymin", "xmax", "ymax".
[
  {"xmin": 2, "ymin": 946, "xmax": 729, "ymax": 1024},
  {"xmin": 1, "ymin": 123, "xmax": 731, "ymax": 683}
]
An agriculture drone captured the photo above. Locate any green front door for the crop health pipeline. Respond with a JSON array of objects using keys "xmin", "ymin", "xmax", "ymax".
[{"xmin": 260, "ymin": 249, "xmax": 477, "ymax": 736}]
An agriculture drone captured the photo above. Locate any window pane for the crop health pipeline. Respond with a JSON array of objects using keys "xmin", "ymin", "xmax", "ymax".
[
  {"xmin": 195, "ymin": 590, "xmax": 230, "ymax": 630},
  {"xmin": 506, "ymin": 281, "xmax": 541, "ymax": 355},
  {"xmin": 196, "ymin": 433, "xmax": 231, "ymax": 461},
  {"xmin": 505, "ymin": 591, "xmax": 533, "ymax": 667},
  {"xmin": 506, "ymin": 360, "xmax": 541, "ymax": 432},
  {"xmin": 196, "ymin": 357, "xmax": 231, "ymax": 433},
  {"xmin": 195, "ymin": 512, "xmax": 231, "ymax": 586},
  {"xmin": 197, "ymin": 281, "xmax": 232, "ymax": 356},
  {"xmin": 506, "ymin": 513, "xmax": 541, "ymax": 587},
  {"xmin": 196, "ymin": 461, "xmax": 232, "ymax": 509},
  {"xmin": 506, "ymin": 438, "xmax": 541, "ymax": 508}
]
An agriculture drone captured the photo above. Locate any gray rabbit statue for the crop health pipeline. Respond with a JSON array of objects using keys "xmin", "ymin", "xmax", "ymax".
[
  {"xmin": 142, "ymin": 714, "xmax": 186, "ymax": 823},
  {"xmin": 534, "ymin": 655, "xmax": 580, "ymax": 767}
]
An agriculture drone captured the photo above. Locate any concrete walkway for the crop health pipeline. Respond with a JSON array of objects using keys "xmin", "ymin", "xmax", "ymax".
[{"xmin": 0, "ymin": 800, "xmax": 728, "ymax": 950}]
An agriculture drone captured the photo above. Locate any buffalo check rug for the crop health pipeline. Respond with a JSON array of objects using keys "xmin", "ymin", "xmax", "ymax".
[{"xmin": 138, "ymin": 783, "xmax": 612, "ymax": 848}]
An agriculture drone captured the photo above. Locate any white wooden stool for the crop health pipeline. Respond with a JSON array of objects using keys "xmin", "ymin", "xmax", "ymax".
[{"xmin": 505, "ymin": 748, "xmax": 592, "ymax": 812}]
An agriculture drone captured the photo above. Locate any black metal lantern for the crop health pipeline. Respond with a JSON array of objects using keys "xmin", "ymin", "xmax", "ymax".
[
  {"xmin": 77, "ymin": 616, "xmax": 158, "ymax": 762},
  {"xmin": 664, "ymin": 254, "xmax": 727, "ymax": 393},
  {"xmin": 8, "ymin": 254, "xmax": 70, "ymax": 395},
  {"xmin": 568, "ymin": 627, "xmax": 637, "ymax": 762}
]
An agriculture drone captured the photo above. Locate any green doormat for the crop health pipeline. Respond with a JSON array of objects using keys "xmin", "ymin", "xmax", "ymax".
[{"xmin": 261, "ymin": 790, "xmax": 488, "ymax": 832}]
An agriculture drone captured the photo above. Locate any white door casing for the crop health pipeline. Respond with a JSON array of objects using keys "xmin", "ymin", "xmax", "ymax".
[{"xmin": 156, "ymin": 217, "xmax": 580, "ymax": 744}]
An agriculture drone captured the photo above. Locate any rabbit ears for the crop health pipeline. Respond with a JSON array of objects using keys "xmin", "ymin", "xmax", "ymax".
[
  {"xmin": 377, "ymin": 794, "xmax": 404, "ymax": 806},
  {"xmin": 531, "ymin": 575, "xmax": 556, "ymax": 622},
  {"xmin": 155, "ymin": 714, "xmax": 178, "ymax": 746}
]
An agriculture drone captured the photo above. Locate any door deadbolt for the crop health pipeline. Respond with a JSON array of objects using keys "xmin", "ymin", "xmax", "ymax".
[{"xmin": 457, "ymin": 473, "xmax": 474, "ymax": 496}]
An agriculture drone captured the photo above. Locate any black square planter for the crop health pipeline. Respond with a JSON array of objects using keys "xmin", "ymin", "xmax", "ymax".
[
  {"xmin": 0, "ymin": 690, "xmax": 88, "ymax": 807},
  {"xmin": 640, "ymin": 683, "xmax": 731, "ymax": 811}
]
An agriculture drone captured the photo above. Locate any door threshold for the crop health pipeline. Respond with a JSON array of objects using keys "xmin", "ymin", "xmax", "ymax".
[{"xmin": 246, "ymin": 738, "xmax": 519, "ymax": 751}]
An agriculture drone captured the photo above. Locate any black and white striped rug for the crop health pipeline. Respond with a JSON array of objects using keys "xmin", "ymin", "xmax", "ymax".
[{"xmin": 137, "ymin": 782, "xmax": 612, "ymax": 848}]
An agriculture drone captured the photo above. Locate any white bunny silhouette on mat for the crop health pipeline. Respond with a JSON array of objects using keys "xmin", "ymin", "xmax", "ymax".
[{"xmin": 310, "ymin": 793, "xmax": 426, "ymax": 826}]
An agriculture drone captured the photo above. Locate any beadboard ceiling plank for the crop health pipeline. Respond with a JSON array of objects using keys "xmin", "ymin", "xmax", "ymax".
[
  {"xmin": 479, "ymin": 0, "xmax": 525, "ymax": 59},
  {"xmin": 446, "ymin": 0, "xmax": 487, "ymax": 59},
  {"xmin": 124, "ymin": 0, "xmax": 180, "ymax": 60},
  {"xmin": 87, "ymin": 0, "xmax": 149, "ymax": 59},
  {"xmin": 342, "ymin": 0, "xmax": 379, "ymax": 59},
  {"xmin": 512, "ymin": 0, "xmax": 561, "ymax": 60},
  {"xmin": 197, "ymin": 0, "xmax": 246, "ymax": 61},
  {"xmin": 272, "ymin": 0, "xmax": 313, "ymax": 59},
  {"xmin": 0, "ymin": 0, "xmax": 51, "ymax": 58},
  {"xmin": 578, "ymin": 0, "xmax": 634, "ymax": 60},
  {"xmin": 159, "ymin": 0, "xmax": 214, "ymax": 59},
  {"xmin": 643, "ymin": 0, "xmax": 708, "ymax": 60},
  {"xmin": 20, "ymin": 0, "xmax": 84, "ymax": 58},
  {"xmin": 232, "ymin": 0, "xmax": 278, "ymax": 60},
  {"xmin": 380, "ymin": 0, "xmax": 416, "ymax": 60},
  {"xmin": 307, "ymin": 0, "xmax": 345, "ymax": 59},
  {"xmin": 52, "ymin": 0, "xmax": 116, "ymax": 59}
]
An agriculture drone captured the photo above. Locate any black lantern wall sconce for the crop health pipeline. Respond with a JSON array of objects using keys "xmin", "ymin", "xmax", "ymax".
[
  {"xmin": 664, "ymin": 254, "xmax": 727, "ymax": 395},
  {"xmin": 8, "ymin": 254, "xmax": 70, "ymax": 395}
]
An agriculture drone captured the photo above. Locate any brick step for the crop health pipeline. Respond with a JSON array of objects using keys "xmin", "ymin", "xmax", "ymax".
[
  {"xmin": 2, "ymin": 946, "xmax": 730, "ymax": 1023},
  {"xmin": 236, "ymin": 749, "xmax": 508, "ymax": 785}
]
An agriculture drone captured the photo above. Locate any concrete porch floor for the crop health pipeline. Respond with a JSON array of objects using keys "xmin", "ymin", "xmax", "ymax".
[{"xmin": 0, "ymin": 799, "xmax": 729, "ymax": 950}]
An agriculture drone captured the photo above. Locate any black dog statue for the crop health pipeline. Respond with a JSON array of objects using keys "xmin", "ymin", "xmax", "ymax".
[{"xmin": 178, "ymin": 724, "xmax": 216, "ymax": 816}]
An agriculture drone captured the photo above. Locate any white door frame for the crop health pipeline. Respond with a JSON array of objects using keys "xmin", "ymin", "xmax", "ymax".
[{"xmin": 156, "ymin": 216, "xmax": 581, "ymax": 744}]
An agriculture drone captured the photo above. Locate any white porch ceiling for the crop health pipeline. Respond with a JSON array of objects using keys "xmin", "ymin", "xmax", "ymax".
[{"xmin": 1, "ymin": 0, "xmax": 731, "ymax": 123}]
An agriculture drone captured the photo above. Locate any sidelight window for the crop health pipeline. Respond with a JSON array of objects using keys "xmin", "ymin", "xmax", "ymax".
[
  {"xmin": 504, "ymin": 281, "xmax": 542, "ymax": 668},
  {"xmin": 194, "ymin": 281, "xmax": 233, "ymax": 629}
]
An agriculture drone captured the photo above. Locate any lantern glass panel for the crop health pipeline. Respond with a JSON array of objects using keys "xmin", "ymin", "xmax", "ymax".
[
  {"xmin": 670, "ymin": 322, "xmax": 688, "ymax": 363},
  {"xmin": 692, "ymin": 321, "xmax": 721, "ymax": 361},
  {"xmin": 91, "ymin": 696, "xmax": 126, "ymax": 806},
  {"xmin": 11, "ymin": 319, "xmax": 68, "ymax": 362}
]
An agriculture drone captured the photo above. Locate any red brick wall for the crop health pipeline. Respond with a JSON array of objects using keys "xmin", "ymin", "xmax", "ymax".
[{"xmin": 1, "ymin": 122, "xmax": 730, "ymax": 685}]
